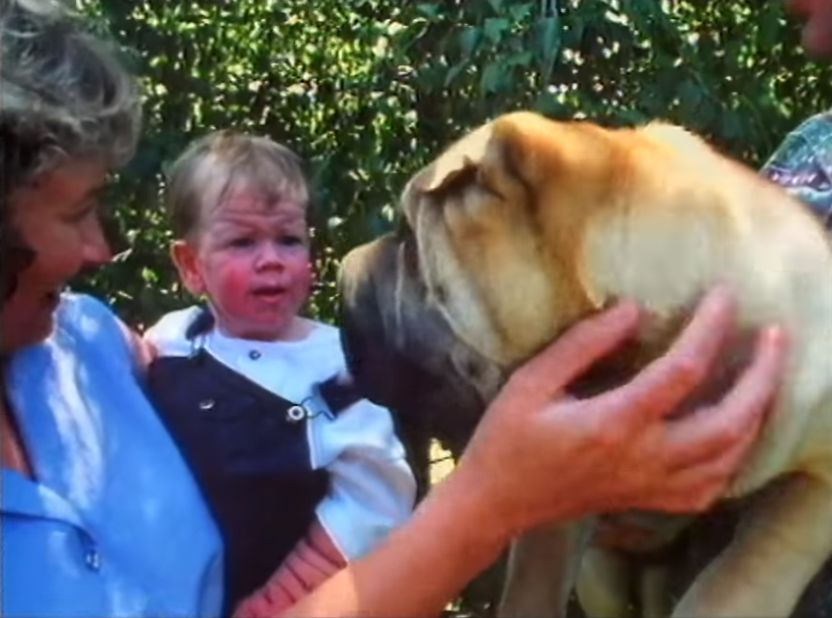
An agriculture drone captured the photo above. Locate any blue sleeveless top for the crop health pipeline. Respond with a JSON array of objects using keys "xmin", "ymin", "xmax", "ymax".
[{"xmin": 1, "ymin": 294, "xmax": 224, "ymax": 617}]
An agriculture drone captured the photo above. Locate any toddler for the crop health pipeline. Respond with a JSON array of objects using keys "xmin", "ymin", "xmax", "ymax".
[{"xmin": 144, "ymin": 131, "xmax": 416, "ymax": 616}]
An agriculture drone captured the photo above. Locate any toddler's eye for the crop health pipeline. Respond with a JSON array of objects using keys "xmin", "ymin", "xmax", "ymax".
[
  {"xmin": 229, "ymin": 237, "xmax": 254, "ymax": 248},
  {"xmin": 279, "ymin": 235, "xmax": 304, "ymax": 246}
]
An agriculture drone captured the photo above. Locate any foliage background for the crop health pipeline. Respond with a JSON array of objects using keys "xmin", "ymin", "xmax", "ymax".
[
  {"xmin": 77, "ymin": 0, "xmax": 830, "ymax": 331},
  {"xmin": 74, "ymin": 1, "xmax": 830, "ymax": 614}
]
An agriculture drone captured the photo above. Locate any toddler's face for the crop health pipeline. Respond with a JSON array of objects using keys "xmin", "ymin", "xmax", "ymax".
[{"xmin": 173, "ymin": 185, "xmax": 314, "ymax": 341}]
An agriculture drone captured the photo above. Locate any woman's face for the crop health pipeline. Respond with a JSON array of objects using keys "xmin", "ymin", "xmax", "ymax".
[{"xmin": 1, "ymin": 160, "xmax": 112, "ymax": 354}]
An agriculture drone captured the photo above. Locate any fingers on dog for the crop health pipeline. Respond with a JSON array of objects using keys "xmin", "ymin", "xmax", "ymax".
[
  {"xmin": 645, "ymin": 469, "xmax": 727, "ymax": 513},
  {"xmin": 637, "ymin": 457, "xmax": 739, "ymax": 514},
  {"xmin": 508, "ymin": 300, "xmax": 641, "ymax": 403},
  {"xmin": 662, "ymin": 401, "xmax": 753, "ymax": 473},
  {"xmin": 660, "ymin": 431, "xmax": 769, "ymax": 513},
  {"xmin": 660, "ymin": 326, "xmax": 786, "ymax": 475},
  {"xmin": 608, "ymin": 286, "xmax": 738, "ymax": 424},
  {"xmin": 715, "ymin": 325, "xmax": 788, "ymax": 428}
]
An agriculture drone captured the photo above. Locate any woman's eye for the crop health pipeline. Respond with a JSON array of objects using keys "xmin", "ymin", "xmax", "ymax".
[{"xmin": 66, "ymin": 203, "xmax": 98, "ymax": 224}]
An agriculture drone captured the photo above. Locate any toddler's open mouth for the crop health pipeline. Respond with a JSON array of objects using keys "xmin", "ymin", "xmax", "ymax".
[{"xmin": 251, "ymin": 285, "xmax": 287, "ymax": 299}]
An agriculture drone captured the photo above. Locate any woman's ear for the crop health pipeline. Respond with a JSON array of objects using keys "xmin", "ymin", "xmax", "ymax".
[{"xmin": 170, "ymin": 240, "xmax": 205, "ymax": 297}]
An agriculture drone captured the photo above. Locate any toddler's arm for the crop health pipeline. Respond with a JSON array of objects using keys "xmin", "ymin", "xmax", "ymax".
[
  {"xmin": 313, "ymin": 396, "xmax": 417, "ymax": 561},
  {"xmin": 233, "ymin": 518, "xmax": 347, "ymax": 617},
  {"xmin": 236, "ymin": 396, "xmax": 416, "ymax": 616}
]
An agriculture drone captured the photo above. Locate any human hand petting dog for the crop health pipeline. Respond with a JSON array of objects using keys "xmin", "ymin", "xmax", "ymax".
[
  {"xmin": 449, "ymin": 285, "xmax": 788, "ymax": 539},
  {"xmin": 278, "ymin": 287, "xmax": 788, "ymax": 618}
]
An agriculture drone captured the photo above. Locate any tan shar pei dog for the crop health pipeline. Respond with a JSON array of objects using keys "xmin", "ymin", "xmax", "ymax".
[{"xmin": 337, "ymin": 111, "xmax": 832, "ymax": 618}]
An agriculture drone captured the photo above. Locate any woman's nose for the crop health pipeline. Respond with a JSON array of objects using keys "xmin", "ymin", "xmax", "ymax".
[{"xmin": 81, "ymin": 216, "xmax": 112, "ymax": 266}]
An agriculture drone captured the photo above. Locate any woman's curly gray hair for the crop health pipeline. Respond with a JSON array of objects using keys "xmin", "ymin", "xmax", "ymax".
[{"xmin": 0, "ymin": 0, "xmax": 142, "ymax": 298}]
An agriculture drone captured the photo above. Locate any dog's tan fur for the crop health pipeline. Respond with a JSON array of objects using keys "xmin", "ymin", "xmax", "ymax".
[{"xmin": 392, "ymin": 111, "xmax": 832, "ymax": 617}]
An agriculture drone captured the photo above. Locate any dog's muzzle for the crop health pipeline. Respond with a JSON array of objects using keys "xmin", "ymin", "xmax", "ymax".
[{"xmin": 337, "ymin": 231, "xmax": 504, "ymax": 461}]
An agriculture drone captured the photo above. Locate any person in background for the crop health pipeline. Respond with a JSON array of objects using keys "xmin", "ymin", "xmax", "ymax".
[{"xmin": 762, "ymin": 0, "xmax": 832, "ymax": 225}]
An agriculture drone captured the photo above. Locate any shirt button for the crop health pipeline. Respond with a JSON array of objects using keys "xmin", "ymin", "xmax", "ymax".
[
  {"xmin": 249, "ymin": 350, "xmax": 261, "ymax": 360},
  {"xmin": 84, "ymin": 549, "xmax": 102, "ymax": 571}
]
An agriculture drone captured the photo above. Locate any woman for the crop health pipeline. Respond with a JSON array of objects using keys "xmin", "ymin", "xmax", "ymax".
[
  {"xmin": 0, "ymin": 1, "xmax": 224, "ymax": 617},
  {"xmin": 0, "ymin": 1, "xmax": 787, "ymax": 617}
]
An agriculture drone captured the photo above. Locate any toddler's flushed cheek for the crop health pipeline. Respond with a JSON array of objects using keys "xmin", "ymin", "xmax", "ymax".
[{"xmin": 206, "ymin": 252, "xmax": 313, "ymax": 340}]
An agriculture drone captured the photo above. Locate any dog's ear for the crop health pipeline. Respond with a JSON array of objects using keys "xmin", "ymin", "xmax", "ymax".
[
  {"xmin": 401, "ymin": 115, "xmax": 536, "ymax": 228},
  {"xmin": 403, "ymin": 111, "xmax": 553, "ymax": 204},
  {"xmin": 412, "ymin": 122, "xmax": 498, "ymax": 195}
]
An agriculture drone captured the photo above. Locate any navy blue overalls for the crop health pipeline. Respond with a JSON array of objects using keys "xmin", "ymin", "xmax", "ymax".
[{"xmin": 145, "ymin": 310, "xmax": 359, "ymax": 614}]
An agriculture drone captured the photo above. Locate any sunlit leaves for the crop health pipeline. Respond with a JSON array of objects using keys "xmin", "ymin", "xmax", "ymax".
[{"xmin": 74, "ymin": 0, "xmax": 830, "ymax": 332}]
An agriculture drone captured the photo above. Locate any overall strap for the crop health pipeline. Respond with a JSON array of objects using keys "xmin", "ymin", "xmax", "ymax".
[
  {"xmin": 315, "ymin": 375, "xmax": 363, "ymax": 417},
  {"xmin": 185, "ymin": 306, "xmax": 364, "ymax": 417}
]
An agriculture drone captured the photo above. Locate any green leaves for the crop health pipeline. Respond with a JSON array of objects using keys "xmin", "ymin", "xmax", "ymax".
[
  {"xmin": 539, "ymin": 11, "xmax": 562, "ymax": 57},
  {"xmin": 483, "ymin": 17, "xmax": 511, "ymax": 44},
  {"xmin": 75, "ymin": 0, "xmax": 830, "ymax": 334}
]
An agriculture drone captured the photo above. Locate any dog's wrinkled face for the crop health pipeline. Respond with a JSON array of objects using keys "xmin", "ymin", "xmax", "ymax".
[
  {"xmin": 337, "ymin": 111, "xmax": 751, "ymax": 455},
  {"xmin": 338, "ymin": 112, "xmax": 635, "ymax": 448},
  {"xmin": 392, "ymin": 117, "xmax": 606, "ymax": 368},
  {"xmin": 338, "ymin": 229, "xmax": 506, "ymax": 457},
  {"xmin": 338, "ymin": 112, "xmax": 656, "ymax": 452}
]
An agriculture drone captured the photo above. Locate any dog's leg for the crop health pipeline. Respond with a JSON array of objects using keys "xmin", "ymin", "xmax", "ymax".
[
  {"xmin": 576, "ymin": 547, "xmax": 635, "ymax": 618},
  {"xmin": 576, "ymin": 549, "xmax": 674, "ymax": 618},
  {"xmin": 498, "ymin": 519, "xmax": 593, "ymax": 618},
  {"xmin": 639, "ymin": 563, "xmax": 674, "ymax": 618},
  {"xmin": 672, "ymin": 472, "xmax": 832, "ymax": 618}
]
